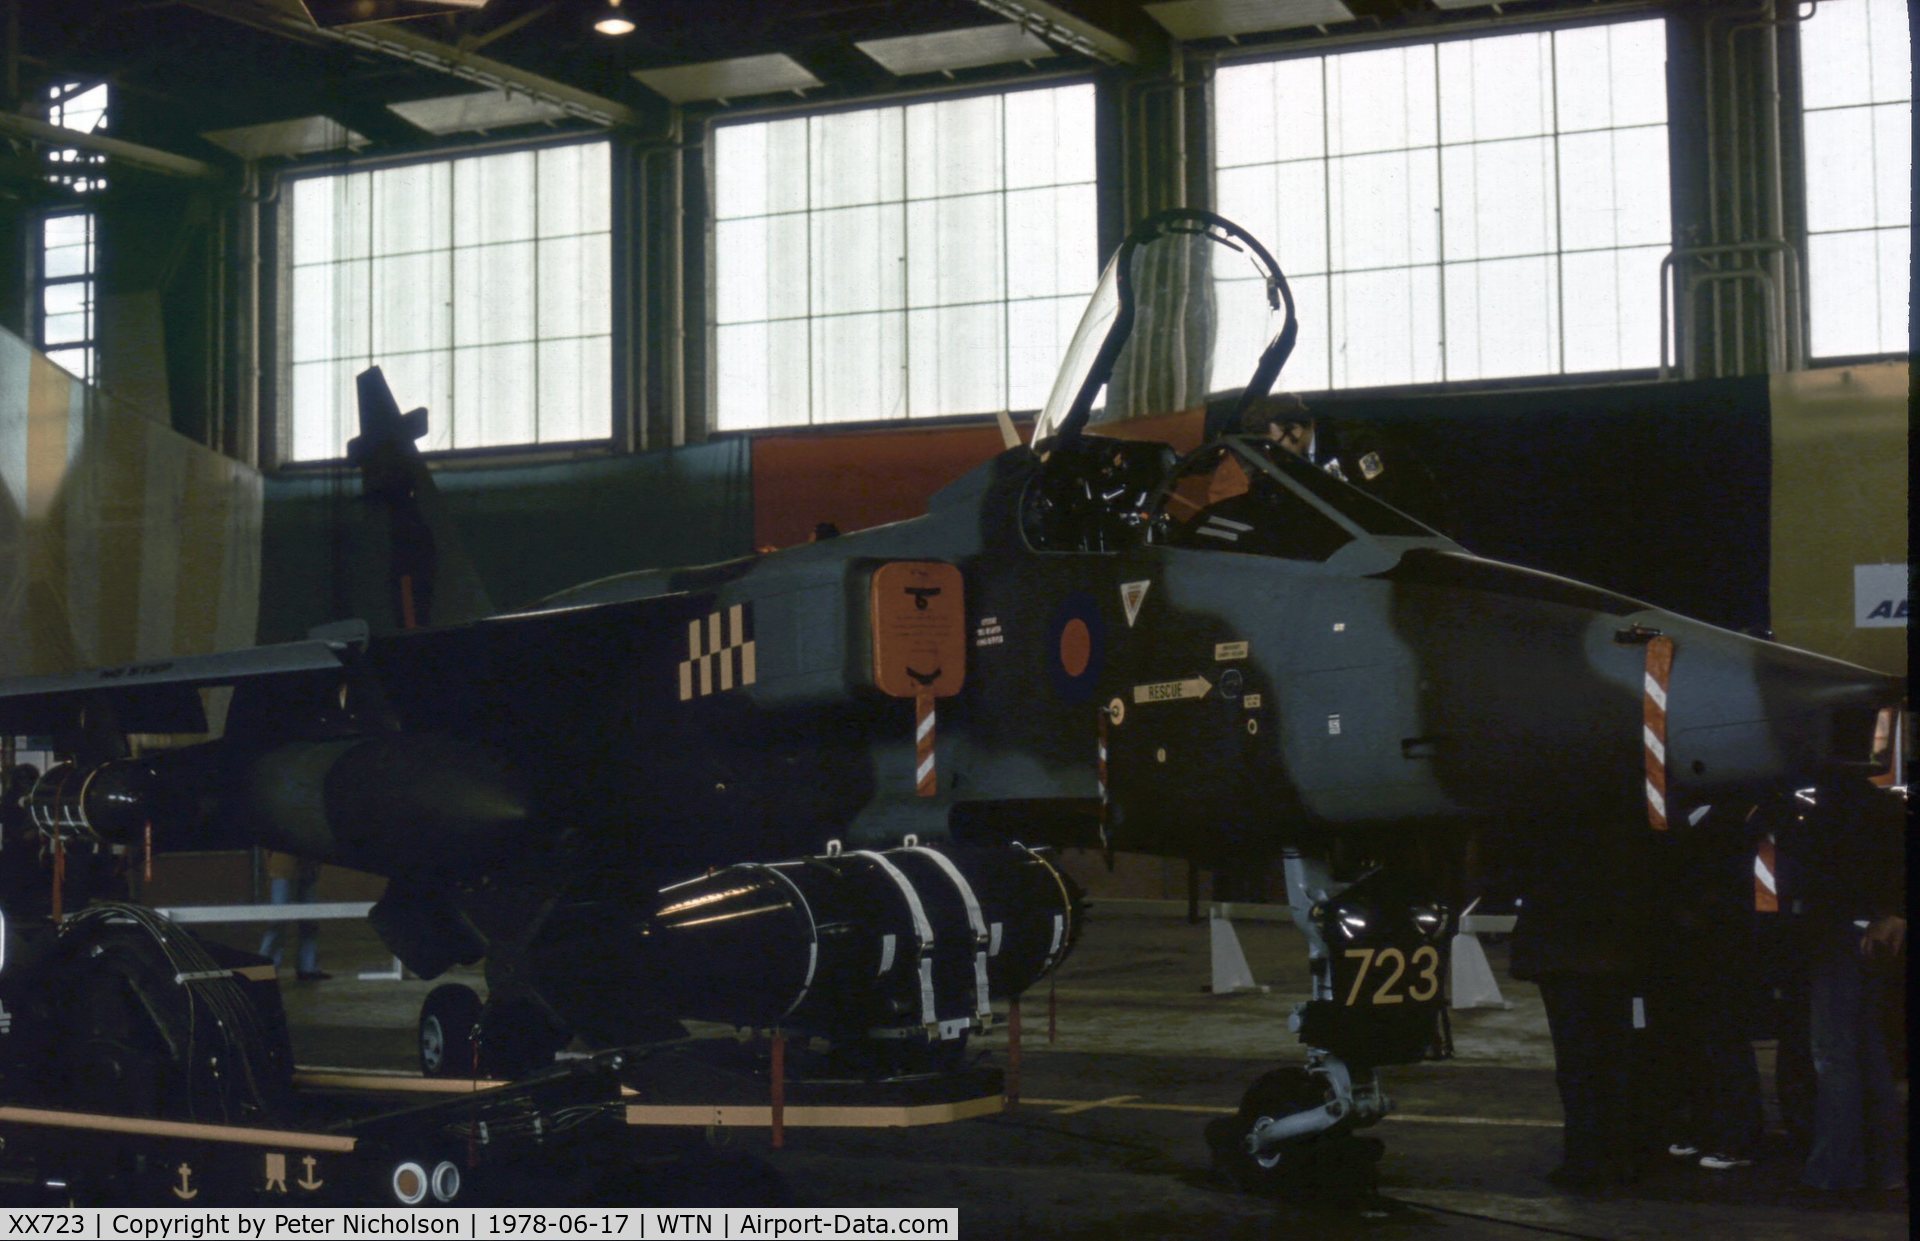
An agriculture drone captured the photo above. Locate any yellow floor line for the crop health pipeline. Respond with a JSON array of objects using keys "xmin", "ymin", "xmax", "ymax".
[{"xmin": 1048, "ymin": 1094, "xmax": 1141, "ymax": 1115}]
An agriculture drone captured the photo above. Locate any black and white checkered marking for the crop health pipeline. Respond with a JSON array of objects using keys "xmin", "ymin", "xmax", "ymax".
[{"xmin": 679, "ymin": 603, "xmax": 757, "ymax": 701}]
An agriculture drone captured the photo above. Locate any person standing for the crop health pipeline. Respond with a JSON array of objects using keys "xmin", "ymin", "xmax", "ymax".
[
  {"xmin": 1496, "ymin": 814, "xmax": 1653, "ymax": 1190},
  {"xmin": 260, "ymin": 850, "xmax": 329, "ymax": 981},
  {"xmin": 1776, "ymin": 780, "xmax": 1906, "ymax": 1195}
]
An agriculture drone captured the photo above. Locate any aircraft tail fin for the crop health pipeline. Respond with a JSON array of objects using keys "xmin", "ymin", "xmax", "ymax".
[{"xmin": 343, "ymin": 366, "xmax": 495, "ymax": 631}]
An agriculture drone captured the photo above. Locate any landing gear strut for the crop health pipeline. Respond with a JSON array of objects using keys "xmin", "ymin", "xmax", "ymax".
[{"xmin": 1208, "ymin": 847, "xmax": 1449, "ymax": 1201}]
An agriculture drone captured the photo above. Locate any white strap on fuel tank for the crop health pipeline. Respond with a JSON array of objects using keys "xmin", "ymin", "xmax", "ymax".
[
  {"xmin": 853, "ymin": 850, "xmax": 938, "ymax": 1026},
  {"xmin": 760, "ymin": 863, "xmax": 820, "ymax": 1021},
  {"xmin": 1015, "ymin": 843, "xmax": 1074, "ymax": 974},
  {"xmin": 907, "ymin": 846, "xmax": 993, "ymax": 1021}
]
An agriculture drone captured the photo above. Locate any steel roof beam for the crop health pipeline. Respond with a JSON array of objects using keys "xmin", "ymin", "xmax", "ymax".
[
  {"xmin": 969, "ymin": 1, "xmax": 1140, "ymax": 66},
  {"xmin": 183, "ymin": 0, "xmax": 640, "ymax": 129}
]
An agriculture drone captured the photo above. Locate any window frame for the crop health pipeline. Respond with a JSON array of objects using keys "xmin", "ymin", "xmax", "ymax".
[
  {"xmin": 1202, "ymin": 9, "xmax": 1679, "ymax": 397},
  {"xmin": 1790, "ymin": 0, "xmax": 1912, "ymax": 364},
  {"xmin": 700, "ymin": 69, "xmax": 1104, "ymax": 437},
  {"xmin": 267, "ymin": 132, "xmax": 628, "ymax": 471}
]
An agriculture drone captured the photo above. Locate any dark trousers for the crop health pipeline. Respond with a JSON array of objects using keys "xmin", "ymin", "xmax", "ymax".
[
  {"xmin": 1803, "ymin": 930, "xmax": 1903, "ymax": 1190},
  {"xmin": 1645, "ymin": 968, "xmax": 1763, "ymax": 1156},
  {"xmin": 1538, "ymin": 974, "xmax": 1642, "ymax": 1178}
]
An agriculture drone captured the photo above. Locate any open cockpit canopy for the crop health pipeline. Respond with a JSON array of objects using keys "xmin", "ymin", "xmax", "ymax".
[{"xmin": 1030, "ymin": 210, "xmax": 1298, "ymax": 452}]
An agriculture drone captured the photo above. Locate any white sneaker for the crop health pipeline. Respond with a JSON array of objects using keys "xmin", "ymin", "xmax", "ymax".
[
  {"xmin": 1698, "ymin": 1153, "xmax": 1753, "ymax": 1171},
  {"xmin": 1667, "ymin": 1143, "xmax": 1700, "ymax": 1159}
]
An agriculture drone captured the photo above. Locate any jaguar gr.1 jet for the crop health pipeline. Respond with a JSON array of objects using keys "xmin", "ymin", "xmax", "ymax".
[{"xmin": 0, "ymin": 209, "xmax": 1903, "ymax": 1195}]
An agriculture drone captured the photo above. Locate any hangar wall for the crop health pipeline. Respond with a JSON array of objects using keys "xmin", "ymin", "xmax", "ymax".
[{"xmin": 0, "ymin": 327, "xmax": 261, "ymax": 682}]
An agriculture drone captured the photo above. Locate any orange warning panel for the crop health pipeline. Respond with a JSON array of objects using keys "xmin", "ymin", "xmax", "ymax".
[{"xmin": 870, "ymin": 561, "xmax": 966, "ymax": 699}]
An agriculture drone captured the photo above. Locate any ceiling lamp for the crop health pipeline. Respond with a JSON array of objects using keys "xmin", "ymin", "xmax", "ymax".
[{"xmin": 594, "ymin": 0, "xmax": 635, "ymax": 36}]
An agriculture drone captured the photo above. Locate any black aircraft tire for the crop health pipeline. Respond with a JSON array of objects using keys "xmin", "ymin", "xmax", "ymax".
[
  {"xmin": 419, "ymin": 984, "xmax": 482, "ymax": 1078},
  {"xmin": 1207, "ymin": 1067, "xmax": 1375, "ymax": 1199}
]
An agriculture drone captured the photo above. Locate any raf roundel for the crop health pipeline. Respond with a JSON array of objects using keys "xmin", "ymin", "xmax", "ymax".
[{"xmin": 1046, "ymin": 593, "xmax": 1106, "ymax": 704}]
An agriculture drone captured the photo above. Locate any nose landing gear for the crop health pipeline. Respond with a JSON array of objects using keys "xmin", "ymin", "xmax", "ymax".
[{"xmin": 1206, "ymin": 847, "xmax": 1449, "ymax": 1202}]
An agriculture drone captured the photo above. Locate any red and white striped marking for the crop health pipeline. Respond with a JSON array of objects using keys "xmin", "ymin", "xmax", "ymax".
[
  {"xmin": 915, "ymin": 694, "xmax": 937, "ymax": 797},
  {"xmin": 1643, "ymin": 635, "xmax": 1674, "ymax": 831},
  {"xmin": 1096, "ymin": 712, "xmax": 1110, "ymax": 849},
  {"xmin": 1753, "ymin": 835, "xmax": 1779, "ymax": 913}
]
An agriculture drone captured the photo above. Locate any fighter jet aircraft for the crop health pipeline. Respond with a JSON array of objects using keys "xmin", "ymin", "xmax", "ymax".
[{"xmin": 0, "ymin": 209, "xmax": 1903, "ymax": 1194}]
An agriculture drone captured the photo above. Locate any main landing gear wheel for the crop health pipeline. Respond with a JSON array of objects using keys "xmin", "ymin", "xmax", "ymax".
[
  {"xmin": 419, "ymin": 984, "xmax": 482, "ymax": 1078},
  {"xmin": 419, "ymin": 985, "xmax": 566, "ymax": 1080},
  {"xmin": 1205, "ymin": 1068, "xmax": 1383, "ymax": 1202}
]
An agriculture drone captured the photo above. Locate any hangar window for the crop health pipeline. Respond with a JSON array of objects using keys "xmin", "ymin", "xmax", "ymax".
[
  {"xmin": 36, "ymin": 82, "xmax": 110, "ymax": 384},
  {"xmin": 281, "ymin": 141, "xmax": 612, "ymax": 462},
  {"xmin": 1214, "ymin": 20, "xmax": 1671, "ymax": 389},
  {"xmin": 1799, "ymin": 0, "xmax": 1910, "ymax": 359},
  {"xmin": 710, "ymin": 82, "xmax": 1098, "ymax": 430}
]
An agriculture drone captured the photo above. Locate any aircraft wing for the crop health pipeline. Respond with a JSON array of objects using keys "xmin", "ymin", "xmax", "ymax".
[{"xmin": 0, "ymin": 640, "xmax": 350, "ymax": 735}]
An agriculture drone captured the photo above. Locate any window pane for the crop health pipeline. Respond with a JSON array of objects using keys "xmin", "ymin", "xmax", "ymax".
[
  {"xmin": 536, "ymin": 335, "xmax": 612, "ymax": 442},
  {"xmin": 1808, "ymin": 228, "xmax": 1908, "ymax": 357},
  {"xmin": 374, "ymin": 251, "xmax": 452, "ymax": 355},
  {"xmin": 713, "ymin": 119, "xmax": 810, "ymax": 219},
  {"xmin": 1801, "ymin": 0, "xmax": 1876, "ymax": 110},
  {"xmin": 1005, "ymin": 83, "xmax": 1096, "ymax": 188},
  {"xmin": 538, "ymin": 142, "xmax": 611, "ymax": 237},
  {"xmin": 1443, "ymin": 256, "xmax": 1558, "ymax": 379},
  {"xmin": 1005, "ymin": 184, "xmax": 1098, "ymax": 301},
  {"xmin": 1328, "ymin": 149, "xmax": 1440, "ymax": 271},
  {"xmin": 371, "ymin": 161, "xmax": 452, "ymax": 257},
  {"xmin": 906, "ymin": 95, "xmax": 1005, "ymax": 198},
  {"xmin": 453, "ymin": 343, "xmax": 536, "ymax": 448},
  {"xmin": 452, "ymin": 151, "xmax": 536, "ymax": 246},
  {"xmin": 1331, "ymin": 266, "xmax": 1441, "ymax": 388},
  {"xmin": 811, "ymin": 312, "xmax": 905, "ymax": 423},
  {"xmin": 1804, "ymin": 106, "xmax": 1882, "ymax": 233},
  {"xmin": 290, "ymin": 360, "xmax": 358, "ymax": 461},
  {"xmin": 538, "ymin": 235, "xmax": 613, "ymax": 339},
  {"xmin": 715, "ymin": 214, "xmax": 809, "ymax": 324},
  {"xmin": 1007, "ymin": 295, "xmax": 1084, "ymax": 411},
  {"xmin": 1560, "ymin": 244, "xmax": 1665, "ymax": 372},
  {"xmin": 811, "ymin": 108, "xmax": 904, "ymax": 209},
  {"xmin": 1439, "ymin": 32, "xmax": 1552, "ymax": 145},
  {"xmin": 810, "ymin": 205, "xmax": 905, "ymax": 316},
  {"xmin": 1440, "ymin": 137, "xmax": 1556, "ymax": 262},
  {"xmin": 907, "ymin": 193, "xmax": 1004, "ymax": 308},
  {"xmin": 1555, "ymin": 21, "xmax": 1668, "ymax": 132},
  {"xmin": 1558, "ymin": 125, "xmax": 1670, "ymax": 251},
  {"xmin": 908, "ymin": 303, "xmax": 1006, "ymax": 416},
  {"xmin": 1327, "ymin": 46, "xmax": 1437, "ymax": 155},
  {"xmin": 716, "ymin": 320, "xmax": 811, "ymax": 431},
  {"xmin": 453, "ymin": 241, "xmax": 536, "ymax": 346}
]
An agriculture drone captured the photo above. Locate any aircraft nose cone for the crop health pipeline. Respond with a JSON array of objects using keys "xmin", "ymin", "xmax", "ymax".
[{"xmin": 1663, "ymin": 623, "xmax": 1903, "ymax": 797}]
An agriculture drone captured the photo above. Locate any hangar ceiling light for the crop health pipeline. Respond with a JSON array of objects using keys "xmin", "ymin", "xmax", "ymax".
[
  {"xmin": 855, "ymin": 23, "xmax": 1057, "ymax": 77},
  {"xmin": 593, "ymin": 0, "xmax": 635, "ymax": 36},
  {"xmin": 632, "ymin": 54, "xmax": 822, "ymax": 104},
  {"xmin": 200, "ymin": 114, "xmax": 368, "ymax": 158},
  {"xmin": 1143, "ymin": 0, "xmax": 1354, "ymax": 40},
  {"xmin": 387, "ymin": 88, "xmax": 568, "ymax": 133}
]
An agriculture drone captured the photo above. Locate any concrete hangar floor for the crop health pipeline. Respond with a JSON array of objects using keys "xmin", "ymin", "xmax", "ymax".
[{"xmin": 249, "ymin": 908, "xmax": 1910, "ymax": 1239}]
